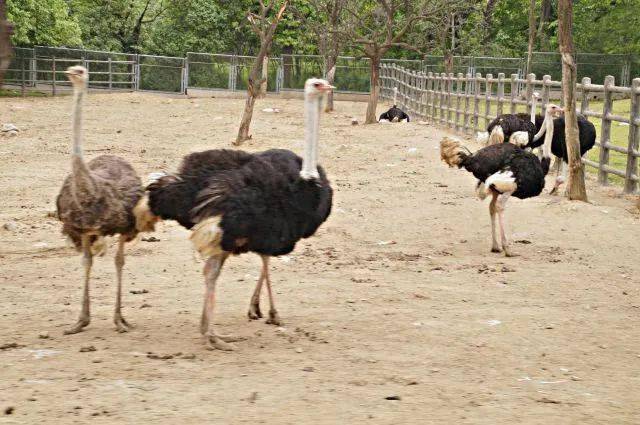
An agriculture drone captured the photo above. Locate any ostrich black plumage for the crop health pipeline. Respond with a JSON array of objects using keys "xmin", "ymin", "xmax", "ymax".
[
  {"xmin": 481, "ymin": 93, "xmax": 543, "ymax": 146},
  {"xmin": 527, "ymin": 112, "xmax": 596, "ymax": 194},
  {"xmin": 379, "ymin": 87, "xmax": 409, "ymax": 122},
  {"xmin": 440, "ymin": 106, "xmax": 557, "ymax": 256},
  {"xmin": 379, "ymin": 105, "xmax": 410, "ymax": 123},
  {"xmin": 136, "ymin": 79, "xmax": 334, "ymax": 350}
]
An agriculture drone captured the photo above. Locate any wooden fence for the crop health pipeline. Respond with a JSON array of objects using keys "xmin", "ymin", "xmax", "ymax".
[{"xmin": 380, "ymin": 64, "xmax": 640, "ymax": 194}]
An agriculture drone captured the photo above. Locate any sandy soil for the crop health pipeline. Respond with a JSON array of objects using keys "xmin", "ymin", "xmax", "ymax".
[{"xmin": 1, "ymin": 92, "xmax": 639, "ymax": 424}]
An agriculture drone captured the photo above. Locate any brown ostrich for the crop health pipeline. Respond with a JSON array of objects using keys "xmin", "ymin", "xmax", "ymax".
[{"xmin": 57, "ymin": 66, "xmax": 147, "ymax": 334}]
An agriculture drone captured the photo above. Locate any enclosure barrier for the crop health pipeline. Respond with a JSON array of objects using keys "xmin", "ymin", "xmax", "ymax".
[{"xmin": 379, "ymin": 64, "xmax": 640, "ymax": 194}]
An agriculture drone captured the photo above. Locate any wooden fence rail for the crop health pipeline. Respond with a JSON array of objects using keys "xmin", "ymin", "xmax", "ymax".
[{"xmin": 379, "ymin": 64, "xmax": 640, "ymax": 194}]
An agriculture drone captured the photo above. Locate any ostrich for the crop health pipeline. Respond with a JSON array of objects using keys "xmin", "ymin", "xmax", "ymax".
[
  {"xmin": 478, "ymin": 93, "xmax": 543, "ymax": 146},
  {"xmin": 57, "ymin": 66, "xmax": 148, "ymax": 334},
  {"xmin": 440, "ymin": 104, "xmax": 564, "ymax": 256},
  {"xmin": 379, "ymin": 87, "xmax": 410, "ymax": 123},
  {"xmin": 527, "ymin": 109, "xmax": 597, "ymax": 194},
  {"xmin": 136, "ymin": 78, "xmax": 334, "ymax": 350}
]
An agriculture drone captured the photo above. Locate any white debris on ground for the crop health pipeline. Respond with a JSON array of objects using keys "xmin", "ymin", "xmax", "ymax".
[
  {"xmin": 2, "ymin": 123, "xmax": 19, "ymax": 137},
  {"xmin": 262, "ymin": 108, "xmax": 281, "ymax": 113}
]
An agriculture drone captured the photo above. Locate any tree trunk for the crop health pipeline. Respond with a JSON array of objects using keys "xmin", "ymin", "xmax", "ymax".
[
  {"xmin": 325, "ymin": 55, "xmax": 337, "ymax": 112},
  {"xmin": 365, "ymin": 57, "xmax": 381, "ymax": 124},
  {"xmin": 482, "ymin": 0, "xmax": 498, "ymax": 46},
  {"xmin": 526, "ymin": 0, "xmax": 537, "ymax": 75},
  {"xmin": 236, "ymin": 83, "xmax": 258, "ymax": 145},
  {"xmin": 444, "ymin": 52, "xmax": 453, "ymax": 74},
  {"xmin": 282, "ymin": 45, "xmax": 293, "ymax": 89},
  {"xmin": 259, "ymin": 56, "xmax": 269, "ymax": 98},
  {"xmin": 538, "ymin": 0, "xmax": 552, "ymax": 50},
  {"xmin": 558, "ymin": 0, "xmax": 588, "ymax": 201},
  {"xmin": 0, "ymin": 1, "xmax": 12, "ymax": 86}
]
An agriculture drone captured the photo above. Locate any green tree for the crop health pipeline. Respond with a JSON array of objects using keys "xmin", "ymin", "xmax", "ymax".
[{"xmin": 7, "ymin": 0, "xmax": 82, "ymax": 46}]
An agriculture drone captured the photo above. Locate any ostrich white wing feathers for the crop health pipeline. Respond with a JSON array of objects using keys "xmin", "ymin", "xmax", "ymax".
[
  {"xmin": 509, "ymin": 131, "xmax": 529, "ymax": 148},
  {"xmin": 476, "ymin": 131, "xmax": 489, "ymax": 144}
]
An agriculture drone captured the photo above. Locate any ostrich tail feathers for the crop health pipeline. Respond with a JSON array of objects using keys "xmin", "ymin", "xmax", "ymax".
[
  {"xmin": 485, "ymin": 170, "xmax": 517, "ymax": 194},
  {"xmin": 440, "ymin": 137, "xmax": 468, "ymax": 168},
  {"xmin": 509, "ymin": 131, "xmax": 529, "ymax": 148},
  {"xmin": 488, "ymin": 126, "xmax": 504, "ymax": 145},
  {"xmin": 190, "ymin": 216, "xmax": 225, "ymax": 258},
  {"xmin": 476, "ymin": 131, "xmax": 490, "ymax": 144},
  {"xmin": 133, "ymin": 194, "xmax": 159, "ymax": 232}
]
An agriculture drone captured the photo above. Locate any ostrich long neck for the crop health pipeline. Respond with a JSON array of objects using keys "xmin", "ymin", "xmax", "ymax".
[
  {"xmin": 533, "ymin": 109, "xmax": 554, "ymax": 160},
  {"xmin": 71, "ymin": 84, "xmax": 96, "ymax": 195},
  {"xmin": 301, "ymin": 94, "xmax": 321, "ymax": 178}
]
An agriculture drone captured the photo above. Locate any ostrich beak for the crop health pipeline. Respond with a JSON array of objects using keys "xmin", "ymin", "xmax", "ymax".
[{"xmin": 319, "ymin": 83, "xmax": 335, "ymax": 93}]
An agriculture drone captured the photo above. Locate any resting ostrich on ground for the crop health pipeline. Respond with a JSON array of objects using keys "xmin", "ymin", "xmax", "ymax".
[
  {"xmin": 478, "ymin": 93, "xmax": 543, "ymax": 146},
  {"xmin": 379, "ymin": 87, "xmax": 409, "ymax": 123},
  {"xmin": 527, "ymin": 109, "xmax": 596, "ymax": 194},
  {"xmin": 135, "ymin": 78, "xmax": 334, "ymax": 350},
  {"xmin": 57, "ymin": 66, "xmax": 147, "ymax": 334},
  {"xmin": 440, "ymin": 104, "xmax": 564, "ymax": 257}
]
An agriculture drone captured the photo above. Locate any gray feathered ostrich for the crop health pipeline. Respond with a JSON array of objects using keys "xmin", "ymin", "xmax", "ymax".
[
  {"xmin": 441, "ymin": 104, "xmax": 564, "ymax": 256},
  {"xmin": 57, "ymin": 66, "xmax": 147, "ymax": 334},
  {"xmin": 135, "ymin": 78, "xmax": 334, "ymax": 350}
]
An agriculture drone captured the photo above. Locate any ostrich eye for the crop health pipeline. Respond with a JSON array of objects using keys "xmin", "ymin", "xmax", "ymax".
[{"xmin": 313, "ymin": 82, "xmax": 321, "ymax": 87}]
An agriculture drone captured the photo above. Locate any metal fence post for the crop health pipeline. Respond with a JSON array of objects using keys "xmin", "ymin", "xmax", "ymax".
[
  {"xmin": 599, "ymin": 75, "xmax": 615, "ymax": 185},
  {"xmin": 510, "ymin": 73, "xmax": 518, "ymax": 114},
  {"xmin": 624, "ymin": 78, "xmax": 640, "ymax": 193},
  {"xmin": 455, "ymin": 73, "xmax": 463, "ymax": 131},
  {"xmin": 108, "ymin": 58, "xmax": 113, "ymax": 91},
  {"xmin": 485, "ymin": 73, "xmax": 493, "ymax": 128},
  {"xmin": 473, "ymin": 73, "xmax": 481, "ymax": 132},
  {"xmin": 183, "ymin": 57, "xmax": 189, "ymax": 94},
  {"xmin": 21, "ymin": 59, "xmax": 26, "ymax": 97},
  {"xmin": 31, "ymin": 48, "xmax": 37, "ymax": 87},
  {"xmin": 52, "ymin": 56, "xmax": 56, "ymax": 96},
  {"xmin": 497, "ymin": 73, "xmax": 505, "ymax": 117}
]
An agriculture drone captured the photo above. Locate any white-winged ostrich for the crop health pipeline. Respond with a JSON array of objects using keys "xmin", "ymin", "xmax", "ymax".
[
  {"xmin": 440, "ymin": 104, "xmax": 564, "ymax": 256},
  {"xmin": 478, "ymin": 93, "xmax": 543, "ymax": 146},
  {"xmin": 57, "ymin": 66, "xmax": 148, "ymax": 334},
  {"xmin": 379, "ymin": 87, "xmax": 409, "ymax": 123},
  {"xmin": 526, "ymin": 107, "xmax": 597, "ymax": 194},
  {"xmin": 135, "ymin": 78, "xmax": 334, "ymax": 350}
]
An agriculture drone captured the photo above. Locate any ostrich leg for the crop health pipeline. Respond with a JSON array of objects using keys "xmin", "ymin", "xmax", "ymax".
[
  {"xmin": 261, "ymin": 256, "xmax": 283, "ymax": 326},
  {"xmin": 489, "ymin": 192, "xmax": 500, "ymax": 253},
  {"xmin": 200, "ymin": 254, "xmax": 244, "ymax": 351},
  {"xmin": 496, "ymin": 193, "xmax": 516, "ymax": 257},
  {"xmin": 64, "ymin": 234, "xmax": 93, "ymax": 334},
  {"xmin": 550, "ymin": 157, "xmax": 565, "ymax": 195},
  {"xmin": 248, "ymin": 264, "xmax": 265, "ymax": 320},
  {"xmin": 113, "ymin": 235, "xmax": 132, "ymax": 332}
]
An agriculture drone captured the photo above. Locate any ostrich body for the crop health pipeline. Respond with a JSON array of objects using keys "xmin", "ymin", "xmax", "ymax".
[
  {"xmin": 137, "ymin": 79, "xmax": 334, "ymax": 350},
  {"xmin": 379, "ymin": 87, "xmax": 409, "ymax": 123},
  {"xmin": 480, "ymin": 93, "xmax": 543, "ymax": 146},
  {"xmin": 528, "ymin": 109, "xmax": 596, "ymax": 194},
  {"xmin": 57, "ymin": 66, "xmax": 147, "ymax": 334},
  {"xmin": 440, "ymin": 104, "xmax": 562, "ymax": 256}
]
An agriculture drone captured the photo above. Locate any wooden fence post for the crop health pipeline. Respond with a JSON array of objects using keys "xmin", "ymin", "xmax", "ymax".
[
  {"xmin": 427, "ymin": 72, "xmax": 433, "ymax": 122},
  {"xmin": 580, "ymin": 77, "xmax": 590, "ymax": 115},
  {"xmin": 419, "ymin": 72, "xmax": 426, "ymax": 119},
  {"xmin": 485, "ymin": 73, "xmax": 493, "ymax": 128},
  {"xmin": 598, "ymin": 75, "xmax": 615, "ymax": 185},
  {"xmin": 446, "ymin": 73, "xmax": 453, "ymax": 127},
  {"xmin": 497, "ymin": 73, "xmax": 505, "ymax": 117},
  {"xmin": 510, "ymin": 73, "xmax": 518, "ymax": 114},
  {"xmin": 439, "ymin": 73, "xmax": 446, "ymax": 125},
  {"xmin": 525, "ymin": 73, "xmax": 534, "ymax": 114},
  {"xmin": 473, "ymin": 73, "xmax": 481, "ymax": 132},
  {"xmin": 463, "ymin": 73, "xmax": 471, "ymax": 133},
  {"xmin": 455, "ymin": 73, "xmax": 463, "ymax": 131},
  {"xmin": 624, "ymin": 78, "xmax": 640, "ymax": 193},
  {"xmin": 431, "ymin": 73, "xmax": 439, "ymax": 123},
  {"xmin": 542, "ymin": 74, "xmax": 551, "ymax": 112}
]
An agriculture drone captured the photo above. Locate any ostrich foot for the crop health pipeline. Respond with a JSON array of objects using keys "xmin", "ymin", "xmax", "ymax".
[
  {"xmin": 503, "ymin": 248, "xmax": 518, "ymax": 258},
  {"xmin": 266, "ymin": 309, "xmax": 283, "ymax": 326},
  {"xmin": 205, "ymin": 333, "xmax": 245, "ymax": 351},
  {"xmin": 248, "ymin": 303, "xmax": 263, "ymax": 320},
  {"xmin": 491, "ymin": 246, "xmax": 502, "ymax": 253},
  {"xmin": 114, "ymin": 314, "xmax": 133, "ymax": 333},
  {"xmin": 64, "ymin": 317, "xmax": 90, "ymax": 335},
  {"xmin": 549, "ymin": 186, "xmax": 560, "ymax": 195}
]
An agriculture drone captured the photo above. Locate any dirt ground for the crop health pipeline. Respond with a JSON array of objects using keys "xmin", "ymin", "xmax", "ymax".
[{"xmin": 1, "ymin": 91, "xmax": 639, "ymax": 424}]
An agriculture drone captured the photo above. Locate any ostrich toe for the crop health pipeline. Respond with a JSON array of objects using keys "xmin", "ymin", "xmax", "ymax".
[
  {"xmin": 64, "ymin": 317, "xmax": 90, "ymax": 335},
  {"xmin": 114, "ymin": 314, "xmax": 133, "ymax": 333},
  {"xmin": 248, "ymin": 302, "xmax": 263, "ymax": 320},
  {"xmin": 265, "ymin": 309, "xmax": 283, "ymax": 326}
]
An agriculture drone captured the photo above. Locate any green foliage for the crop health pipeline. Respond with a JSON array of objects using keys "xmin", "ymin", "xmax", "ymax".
[{"xmin": 7, "ymin": 0, "xmax": 82, "ymax": 47}]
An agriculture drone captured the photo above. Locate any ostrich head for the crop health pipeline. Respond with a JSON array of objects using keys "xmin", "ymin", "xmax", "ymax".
[
  {"xmin": 545, "ymin": 103, "xmax": 564, "ymax": 118},
  {"xmin": 65, "ymin": 65, "xmax": 88, "ymax": 88},
  {"xmin": 304, "ymin": 78, "xmax": 334, "ymax": 99}
]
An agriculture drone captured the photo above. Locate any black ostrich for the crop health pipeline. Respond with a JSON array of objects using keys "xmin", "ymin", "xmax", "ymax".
[
  {"xmin": 439, "ymin": 107, "xmax": 561, "ymax": 256},
  {"xmin": 526, "ymin": 109, "xmax": 597, "ymax": 194},
  {"xmin": 379, "ymin": 87, "xmax": 409, "ymax": 123},
  {"xmin": 480, "ymin": 93, "xmax": 543, "ymax": 146},
  {"xmin": 135, "ymin": 78, "xmax": 334, "ymax": 350}
]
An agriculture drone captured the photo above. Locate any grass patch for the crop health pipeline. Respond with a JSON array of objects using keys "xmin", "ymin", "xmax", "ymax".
[{"xmin": 0, "ymin": 88, "xmax": 49, "ymax": 97}]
